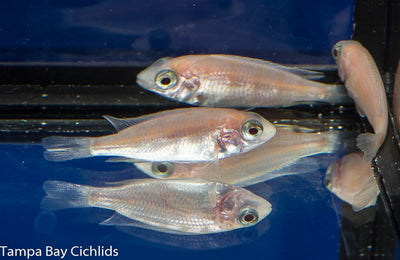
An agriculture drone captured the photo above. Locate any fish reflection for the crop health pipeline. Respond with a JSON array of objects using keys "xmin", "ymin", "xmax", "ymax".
[
  {"xmin": 42, "ymin": 107, "xmax": 276, "ymax": 162},
  {"xmin": 325, "ymin": 153, "xmax": 380, "ymax": 212},
  {"xmin": 124, "ymin": 126, "xmax": 350, "ymax": 187},
  {"xmin": 110, "ymin": 218, "xmax": 270, "ymax": 251},
  {"xmin": 41, "ymin": 178, "xmax": 272, "ymax": 234},
  {"xmin": 60, "ymin": 0, "xmax": 243, "ymax": 35},
  {"xmin": 332, "ymin": 40, "xmax": 388, "ymax": 162},
  {"xmin": 136, "ymin": 54, "xmax": 351, "ymax": 107}
]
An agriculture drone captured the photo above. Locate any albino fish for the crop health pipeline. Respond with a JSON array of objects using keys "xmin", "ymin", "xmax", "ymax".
[
  {"xmin": 41, "ymin": 179, "xmax": 272, "ymax": 234},
  {"xmin": 118, "ymin": 126, "xmax": 346, "ymax": 187},
  {"xmin": 332, "ymin": 40, "xmax": 388, "ymax": 162},
  {"xmin": 325, "ymin": 152, "xmax": 380, "ymax": 212},
  {"xmin": 393, "ymin": 59, "xmax": 400, "ymax": 132},
  {"xmin": 136, "ymin": 54, "xmax": 350, "ymax": 107},
  {"xmin": 42, "ymin": 107, "xmax": 276, "ymax": 162}
]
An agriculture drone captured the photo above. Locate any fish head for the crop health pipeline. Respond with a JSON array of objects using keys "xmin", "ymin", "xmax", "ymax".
[
  {"xmin": 325, "ymin": 152, "xmax": 374, "ymax": 206},
  {"xmin": 136, "ymin": 56, "xmax": 200, "ymax": 103},
  {"xmin": 237, "ymin": 112, "xmax": 276, "ymax": 154},
  {"xmin": 332, "ymin": 40, "xmax": 363, "ymax": 81},
  {"xmin": 134, "ymin": 161, "xmax": 201, "ymax": 179},
  {"xmin": 216, "ymin": 111, "xmax": 276, "ymax": 159},
  {"xmin": 216, "ymin": 188, "xmax": 272, "ymax": 231}
]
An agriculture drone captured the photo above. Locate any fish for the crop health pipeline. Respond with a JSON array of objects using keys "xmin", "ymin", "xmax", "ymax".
[
  {"xmin": 40, "ymin": 178, "xmax": 272, "ymax": 234},
  {"xmin": 42, "ymin": 107, "xmax": 276, "ymax": 162},
  {"xmin": 332, "ymin": 40, "xmax": 388, "ymax": 162},
  {"xmin": 136, "ymin": 54, "xmax": 351, "ymax": 107},
  {"xmin": 113, "ymin": 126, "xmax": 348, "ymax": 187},
  {"xmin": 393, "ymin": 59, "xmax": 400, "ymax": 132},
  {"xmin": 325, "ymin": 152, "xmax": 380, "ymax": 212}
]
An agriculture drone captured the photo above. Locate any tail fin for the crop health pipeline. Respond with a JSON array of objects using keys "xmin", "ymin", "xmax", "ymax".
[
  {"xmin": 356, "ymin": 133, "xmax": 378, "ymax": 162},
  {"xmin": 325, "ymin": 84, "xmax": 353, "ymax": 105},
  {"xmin": 41, "ymin": 181, "xmax": 91, "ymax": 211},
  {"xmin": 42, "ymin": 136, "xmax": 92, "ymax": 161}
]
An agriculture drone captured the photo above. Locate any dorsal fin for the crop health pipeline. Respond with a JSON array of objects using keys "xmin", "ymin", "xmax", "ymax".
[{"xmin": 103, "ymin": 109, "xmax": 188, "ymax": 132}]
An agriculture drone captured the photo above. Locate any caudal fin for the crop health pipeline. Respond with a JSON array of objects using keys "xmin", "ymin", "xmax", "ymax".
[
  {"xmin": 41, "ymin": 181, "xmax": 91, "ymax": 211},
  {"xmin": 356, "ymin": 133, "xmax": 378, "ymax": 162},
  {"xmin": 42, "ymin": 136, "xmax": 92, "ymax": 161}
]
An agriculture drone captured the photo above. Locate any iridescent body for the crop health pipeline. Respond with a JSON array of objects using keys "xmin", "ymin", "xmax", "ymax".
[
  {"xmin": 136, "ymin": 54, "xmax": 350, "ymax": 107},
  {"xmin": 325, "ymin": 153, "xmax": 380, "ymax": 212},
  {"xmin": 41, "ymin": 179, "xmax": 272, "ymax": 234},
  {"xmin": 42, "ymin": 107, "xmax": 276, "ymax": 162},
  {"xmin": 332, "ymin": 40, "xmax": 388, "ymax": 162},
  {"xmin": 133, "ymin": 126, "xmax": 343, "ymax": 187}
]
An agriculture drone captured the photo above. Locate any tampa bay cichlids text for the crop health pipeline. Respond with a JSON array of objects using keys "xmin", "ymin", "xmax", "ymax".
[{"xmin": 0, "ymin": 245, "xmax": 118, "ymax": 259}]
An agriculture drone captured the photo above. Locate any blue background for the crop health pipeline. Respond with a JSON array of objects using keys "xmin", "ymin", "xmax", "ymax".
[{"xmin": 0, "ymin": 0, "xmax": 354, "ymax": 259}]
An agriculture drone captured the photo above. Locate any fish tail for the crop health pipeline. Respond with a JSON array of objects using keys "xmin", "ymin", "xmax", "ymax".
[
  {"xmin": 41, "ymin": 181, "xmax": 91, "ymax": 211},
  {"xmin": 324, "ymin": 84, "xmax": 353, "ymax": 105},
  {"xmin": 356, "ymin": 133, "xmax": 379, "ymax": 162},
  {"xmin": 42, "ymin": 136, "xmax": 92, "ymax": 161}
]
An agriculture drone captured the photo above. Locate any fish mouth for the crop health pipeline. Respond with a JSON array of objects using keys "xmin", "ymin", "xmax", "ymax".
[{"xmin": 136, "ymin": 75, "xmax": 150, "ymax": 89}]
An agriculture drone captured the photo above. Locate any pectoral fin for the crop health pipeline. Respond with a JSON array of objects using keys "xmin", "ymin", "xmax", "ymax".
[{"xmin": 351, "ymin": 176, "xmax": 380, "ymax": 212}]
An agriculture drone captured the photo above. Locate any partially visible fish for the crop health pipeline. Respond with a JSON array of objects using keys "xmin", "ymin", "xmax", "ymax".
[
  {"xmin": 42, "ymin": 107, "xmax": 276, "ymax": 162},
  {"xmin": 332, "ymin": 40, "xmax": 388, "ymax": 162},
  {"xmin": 325, "ymin": 152, "xmax": 380, "ymax": 212},
  {"xmin": 393, "ymin": 59, "xmax": 400, "ymax": 132},
  {"xmin": 136, "ymin": 54, "xmax": 350, "ymax": 107},
  {"xmin": 41, "ymin": 178, "xmax": 272, "ymax": 234},
  {"xmin": 119, "ymin": 126, "xmax": 348, "ymax": 187}
]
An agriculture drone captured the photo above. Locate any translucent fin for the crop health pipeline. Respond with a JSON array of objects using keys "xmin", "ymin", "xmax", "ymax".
[
  {"xmin": 356, "ymin": 133, "xmax": 378, "ymax": 162},
  {"xmin": 351, "ymin": 176, "xmax": 380, "ymax": 212},
  {"xmin": 355, "ymin": 104, "xmax": 366, "ymax": 117},
  {"xmin": 41, "ymin": 180, "xmax": 90, "ymax": 211},
  {"xmin": 101, "ymin": 213, "xmax": 193, "ymax": 235},
  {"xmin": 105, "ymin": 157, "xmax": 144, "ymax": 163},
  {"xmin": 42, "ymin": 136, "xmax": 92, "ymax": 162},
  {"xmin": 218, "ymin": 55, "xmax": 326, "ymax": 80},
  {"xmin": 103, "ymin": 109, "xmax": 192, "ymax": 132},
  {"xmin": 277, "ymin": 66, "xmax": 325, "ymax": 80}
]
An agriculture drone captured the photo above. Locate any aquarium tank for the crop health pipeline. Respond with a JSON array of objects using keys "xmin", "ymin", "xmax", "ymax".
[{"xmin": 0, "ymin": 0, "xmax": 399, "ymax": 259}]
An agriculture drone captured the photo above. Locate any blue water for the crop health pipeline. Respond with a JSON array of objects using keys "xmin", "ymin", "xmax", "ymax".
[
  {"xmin": 0, "ymin": 0, "xmax": 354, "ymax": 259},
  {"xmin": 0, "ymin": 144, "xmax": 342, "ymax": 259}
]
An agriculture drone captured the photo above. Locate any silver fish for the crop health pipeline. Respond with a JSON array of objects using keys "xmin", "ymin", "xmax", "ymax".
[
  {"xmin": 42, "ymin": 107, "xmax": 276, "ymax": 162},
  {"xmin": 332, "ymin": 40, "xmax": 388, "ymax": 162},
  {"xmin": 136, "ymin": 54, "xmax": 350, "ymax": 107},
  {"xmin": 325, "ymin": 152, "xmax": 380, "ymax": 212},
  {"xmin": 122, "ymin": 126, "xmax": 346, "ymax": 187},
  {"xmin": 41, "ymin": 179, "xmax": 272, "ymax": 234}
]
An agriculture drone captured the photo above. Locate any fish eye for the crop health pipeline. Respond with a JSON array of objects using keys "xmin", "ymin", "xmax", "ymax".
[
  {"xmin": 155, "ymin": 70, "xmax": 178, "ymax": 90},
  {"xmin": 324, "ymin": 177, "xmax": 333, "ymax": 189},
  {"xmin": 242, "ymin": 120, "xmax": 263, "ymax": 141},
  {"xmin": 332, "ymin": 46, "xmax": 341, "ymax": 58},
  {"xmin": 238, "ymin": 208, "xmax": 259, "ymax": 226},
  {"xmin": 151, "ymin": 162, "xmax": 174, "ymax": 178}
]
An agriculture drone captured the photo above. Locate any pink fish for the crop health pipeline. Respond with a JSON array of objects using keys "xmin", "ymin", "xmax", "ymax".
[
  {"xmin": 325, "ymin": 152, "xmax": 380, "ymax": 212},
  {"xmin": 332, "ymin": 40, "xmax": 388, "ymax": 162}
]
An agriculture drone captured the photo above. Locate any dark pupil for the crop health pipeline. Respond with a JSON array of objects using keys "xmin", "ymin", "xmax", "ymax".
[
  {"xmin": 161, "ymin": 77, "xmax": 171, "ymax": 85},
  {"xmin": 244, "ymin": 214, "xmax": 254, "ymax": 222},
  {"xmin": 157, "ymin": 164, "xmax": 168, "ymax": 173},
  {"xmin": 333, "ymin": 49, "xmax": 338, "ymax": 57},
  {"xmin": 248, "ymin": 128, "xmax": 259, "ymax": 135}
]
